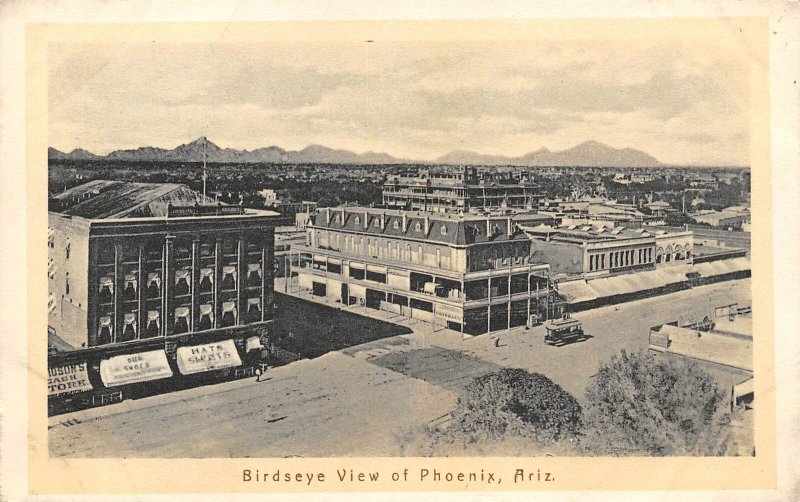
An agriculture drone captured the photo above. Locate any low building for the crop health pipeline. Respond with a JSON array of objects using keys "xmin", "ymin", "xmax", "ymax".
[
  {"xmin": 293, "ymin": 206, "xmax": 557, "ymax": 335},
  {"xmin": 383, "ymin": 166, "xmax": 542, "ymax": 213},
  {"xmin": 691, "ymin": 208, "xmax": 750, "ymax": 229},
  {"xmin": 521, "ymin": 223, "xmax": 693, "ymax": 280},
  {"xmin": 47, "ymin": 180, "xmax": 280, "ymax": 413}
]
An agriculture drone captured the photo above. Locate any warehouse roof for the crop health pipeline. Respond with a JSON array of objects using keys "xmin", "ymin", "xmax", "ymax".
[{"xmin": 49, "ymin": 180, "xmax": 212, "ymax": 219}]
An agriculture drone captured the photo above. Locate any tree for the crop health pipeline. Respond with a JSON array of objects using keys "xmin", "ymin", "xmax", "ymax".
[
  {"xmin": 449, "ymin": 368, "xmax": 582, "ymax": 444},
  {"xmin": 581, "ymin": 350, "xmax": 730, "ymax": 456}
]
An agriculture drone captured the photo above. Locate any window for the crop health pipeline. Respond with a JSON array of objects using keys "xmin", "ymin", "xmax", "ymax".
[
  {"xmin": 174, "ymin": 307, "xmax": 190, "ymax": 334},
  {"xmin": 145, "ymin": 310, "xmax": 160, "ymax": 338},
  {"xmin": 440, "ymin": 226, "xmax": 448, "ymax": 236},
  {"xmin": 174, "ymin": 269, "xmax": 191, "ymax": 296},
  {"xmin": 199, "ymin": 268, "xmax": 214, "ymax": 292},
  {"xmin": 415, "ymin": 222, "xmax": 422, "ymax": 232},
  {"xmin": 98, "ymin": 276, "xmax": 114, "ymax": 304},
  {"xmin": 247, "ymin": 263, "xmax": 262, "ymax": 285},
  {"xmin": 198, "ymin": 304, "xmax": 213, "ymax": 330},
  {"xmin": 393, "ymin": 220, "xmax": 400, "ymax": 229},
  {"xmin": 124, "ymin": 273, "xmax": 138, "ymax": 300},
  {"xmin": 354, "ymin": 216, "xmax": 360, "ymax": 225},
  {"xmin": 221, "ymin": 265, "xmax": 237, "ymax": 290},
  {"xmin": 147, "ymin": 273, "xmax": 162, "ymax": 297},
  {"xmin": 121, "ymin": 313, "xmax": 137, "ymax": 341},
  {"xmin": 247, "ymin": 297, "xmax": 261, "ymax": 322},
  {"xmin": 65, "ymin": 277, "xmax": 70, "ymax": 295},
  {"xmin": 97, "ymin": 316, "xmax": 113, "ymax": 345},
  {"xmin": 65, "ymin": 243, "xmax": 71, "ymax": 260},
  {"xmin": 221, "ymin": 301, "xmax": 237, "ymax": 327}
]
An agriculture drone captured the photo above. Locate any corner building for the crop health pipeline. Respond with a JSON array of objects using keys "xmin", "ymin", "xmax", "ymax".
[
  {"xmin": 47, "ymin": 181, "xmax": 279, "ymax": 412},
  {"xmin": 294, "ymin": 206, "xmax": 556, "ymax": 336}
]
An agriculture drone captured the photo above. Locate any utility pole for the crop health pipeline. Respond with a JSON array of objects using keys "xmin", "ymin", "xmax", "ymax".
[{"xmin": 202, "ymin": 137, "xmax": 208, "ymax": 200}]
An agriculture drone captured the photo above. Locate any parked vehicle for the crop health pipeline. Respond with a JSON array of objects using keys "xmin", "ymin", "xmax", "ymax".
[{"xmin": 544, "ymin": 316, "xmax": 586, "ymax": 346}]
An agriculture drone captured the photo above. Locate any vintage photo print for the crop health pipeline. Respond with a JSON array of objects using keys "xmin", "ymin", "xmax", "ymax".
[{"xmin": 9, "ymin": 5, "xmax": 795, "ymax": 498}]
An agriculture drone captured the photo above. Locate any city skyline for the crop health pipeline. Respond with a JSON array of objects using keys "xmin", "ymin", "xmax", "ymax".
[{"xmin": 49, "ymin": 35, "xmax": 751, "ymax": 167}]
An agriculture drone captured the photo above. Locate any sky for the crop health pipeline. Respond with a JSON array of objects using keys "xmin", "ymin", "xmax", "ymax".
[{"xmin": 48, "ymin": 37, "xmax": 752, "ymax": 166}]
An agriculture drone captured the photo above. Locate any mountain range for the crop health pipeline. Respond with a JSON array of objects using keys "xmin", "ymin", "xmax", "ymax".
[{"xmin": 48, "ymin": 137, "xmax": 662, "ymax": 167}]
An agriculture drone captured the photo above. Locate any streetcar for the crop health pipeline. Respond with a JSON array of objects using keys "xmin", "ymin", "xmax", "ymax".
[{"xmin": 544, "ymin": 315, "xmax": 587, "ymax": 346}]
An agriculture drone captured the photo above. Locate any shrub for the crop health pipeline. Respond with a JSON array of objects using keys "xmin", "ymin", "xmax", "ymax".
[
  {"xmin": 449, "ymin": 368, "xmax": 582, "ymax": 444},
  {"xmin": 581, "ymin": 350, "xmax": 730, "ymax": 456}
]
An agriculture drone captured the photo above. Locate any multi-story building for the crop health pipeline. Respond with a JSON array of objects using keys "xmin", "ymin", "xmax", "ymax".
[
  {"xmin": 521, "ymin": 223, "xmax": 693, "ymax": 279},
  {"xmin": 47, "ymin": 180, "xmax": 279, "ymax": 412},
  {"xmin": 382, "ymin": 167, "xmax": 543, "ymax": 213},
  {"xmin": 293, "ymin": 206, "xmax": 557, "ymax": 336}
]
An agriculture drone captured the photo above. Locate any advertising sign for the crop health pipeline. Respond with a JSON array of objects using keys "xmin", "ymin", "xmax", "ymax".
[
  {"xmin": 176, "ymin": 339, "xmax": 242, "ymax": 375},
  {"xmin": 48, "ymin": 362, "xmax": 93, "ymax": 396},
  {"xmin": 99, "ymin": 350, "xmax": 173, "ymax": 387}
]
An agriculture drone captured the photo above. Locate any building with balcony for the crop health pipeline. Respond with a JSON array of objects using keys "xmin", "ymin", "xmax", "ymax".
[
  {"xmin": 47, "ymin": 180, "xmax": 279, "ymax": 412},
  {"xmin": 382, "ymin": 166, "xmax": 543, "ymax": 213},
  {"xmin": 293, "ymin": 206, "xmax": 557, "ymax": 336}
]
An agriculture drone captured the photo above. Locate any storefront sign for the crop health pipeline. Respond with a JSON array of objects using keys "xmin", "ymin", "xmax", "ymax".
[
  {"xmin": 48, "ymin": 362, "xmax": 92, "ymax": 396},
  {"xmin": 176, "ymin": 339, "xmax": 242, "ymax": 375},
  {"xmin": 434, "ymin": 303, "xmax": 463, "ymax": 323},
  {"xmin": 100, "ymin": 350, "xmax": 173, "ymax": 387}
]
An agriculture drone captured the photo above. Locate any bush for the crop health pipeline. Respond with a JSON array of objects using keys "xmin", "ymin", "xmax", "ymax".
[
  {"xmin": 449, "ymin": 368, "xmax": 582, "ymax": 444},
  {"xmin": 581, "ymin": 350, "xmax": 730, "ymax": 456}
]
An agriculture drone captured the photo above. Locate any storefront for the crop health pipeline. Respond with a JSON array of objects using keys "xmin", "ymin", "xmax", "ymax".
[{"xmin": 175, "ymin": 339, "xmax": 243, "ymax": 375}]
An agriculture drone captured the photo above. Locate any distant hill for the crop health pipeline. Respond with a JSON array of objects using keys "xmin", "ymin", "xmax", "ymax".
[
  {"xmin": 53, "ymin": 137, "xmax": 410, "ymax": 165},
  {"xmin": 49, "ymin": 137, "xmax": 662, "ymax": 167},
  {"xmin": 435, "ymin": 141, "xmax": 662, "ymax": 167}
]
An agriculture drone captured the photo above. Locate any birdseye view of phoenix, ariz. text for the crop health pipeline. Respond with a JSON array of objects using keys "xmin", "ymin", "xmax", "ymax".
[{"xmin": 46, "ymin": 22, "xmax": 759, "ymax": 461}]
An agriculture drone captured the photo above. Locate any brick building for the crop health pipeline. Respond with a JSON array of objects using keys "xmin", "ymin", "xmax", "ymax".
[{"xmin": 47, "ymin": 180, "xmax": 279, "ymax": 412}]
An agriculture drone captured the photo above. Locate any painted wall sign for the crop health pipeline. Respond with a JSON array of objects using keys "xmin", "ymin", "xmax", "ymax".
[
  {"xmin": 48, "ymin": 362, "xmax": 93, "ymax": 396},
  {"xmin": 100, "ymin": 350, "xmax": 173, "ymax": 387},
  {"xmin": 176, "ymin": 339, "xmax": 242, "ymax": 375}
]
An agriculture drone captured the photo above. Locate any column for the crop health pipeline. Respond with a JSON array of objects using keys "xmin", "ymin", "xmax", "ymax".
[
  {"xmin": 214, "ymin": 238, "xmax": 222, "ymax": 329},
  {"xmin": 526, "ymin": 270, "xmax": 531, "ymax": 325},
  {"xmin": 163, "ymin": 236, "xmax": 174, "ymax": 336},
  {"xmin": 113, "ymin": 243, "xmax": 123, "ymax": 343},
  {"xmin": 137, "ymin": 243, "xmax": 144, "ymax": 339},
  {"xmin": 237, "ymin": 237, "xmax": 245, "ymax": 326},
  {"xmin": 262, "ymin": 240, "xmax": 268, "ymax": 322},
  {"xmin": 191, "ymin": 238, "xmax": 200, "ymax": 332}
]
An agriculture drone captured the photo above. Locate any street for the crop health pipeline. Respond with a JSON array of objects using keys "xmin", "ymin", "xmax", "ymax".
[{"xmin": 49, "ymin": 278, "xmax": 751, "ymax": 457}]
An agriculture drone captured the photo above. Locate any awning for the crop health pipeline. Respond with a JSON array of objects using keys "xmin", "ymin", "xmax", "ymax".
[
  {"xmin": 176, "ymin": 339, "xmax": 242, "ymax": 375},
  {"xmin": 245, "ymin": 336, "xmax": 263, "ymax": 352},
  {"xmin": 48, "ymin": 362, "xmax": 93, "ymax": 396},
  {"xmin": 100, "ymin": 350, "xmax": 173, "ymax": 387}
]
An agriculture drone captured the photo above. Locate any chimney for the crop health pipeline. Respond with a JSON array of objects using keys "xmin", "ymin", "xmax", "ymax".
[
  {"xmin": 381, "ymin": 212, "xmax": 386, "ymax": 230},
  {"xmin": 486, "ymin": 218, "xmax": 492, "ymax": 237},
  {"xmin": 326, "ymin": 207, "xmax": 332, "ymax": 224},
  {"xmin": 402, "ymin": 212, "xmax": 408, "ymax": 232},
  {"xmin": 507, "ymin": 217, "xmax": 513, "ymax": 236},
  {"xmin": 424, "ymin": 215, "xmax": 430, "ymax": 236},
  {"xmin": 340, "ymin": 207, "xmax": 345, "ymax": 223},
  {"xmin": 364, "ymin": 210, "xmax": 369, "ymax": 229}
]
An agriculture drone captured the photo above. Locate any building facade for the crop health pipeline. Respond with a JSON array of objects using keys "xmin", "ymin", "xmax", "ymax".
[
  {"xmin": 522, "ymin": 224, "xmax": 693, "ymax": 279},
  {"xmin": 383, "ymin": 167, "xmax": 543, "ymax": 213},
  {"xmin": 47, "ymin": 181, "xmax": 279, "ymax": 413},
  {"xmin": 293, "ymin": 207, "xmax": 557, "ymax": 336}
]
